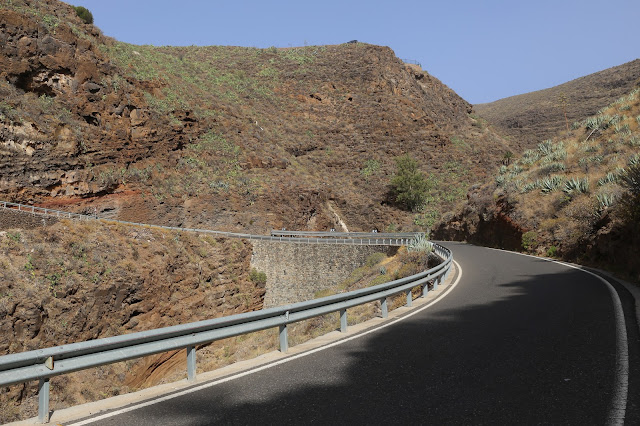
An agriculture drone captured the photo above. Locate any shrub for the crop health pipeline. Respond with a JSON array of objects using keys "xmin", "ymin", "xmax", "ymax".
[
  {"xmin": 365, "ymin": 252, "xmax": 386, "ymax": 267},
  {"xmin": 390, "ymin": 155, "xmax": 430, "ymax": 212},
  {"xmin": 521, "ymin": 231, "xmax": 538, "ymax": 251},
  {"xmin": 249, "ymin": 268, "xmax": 267, "ymax": 285},
  {"xmin": 361, "ymin": 159, "xmax": 380, "ymax": 179},
  {"xmin": 73, "ymin": 6, "xmax": 94, "ymax": 24},
  {"xmin": 546, "ymin": 246, "xmax": 558, "ymax": 257}
]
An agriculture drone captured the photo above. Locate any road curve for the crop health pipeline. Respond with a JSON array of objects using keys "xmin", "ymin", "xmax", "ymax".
[{"xmin": 73, "ymin": 242, "xmax": 639, "ymax": 425}]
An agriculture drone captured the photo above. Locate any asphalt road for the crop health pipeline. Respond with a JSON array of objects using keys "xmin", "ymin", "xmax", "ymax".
[{"xmin": 74, "ymin": 242, "xmax": 639, "ymax": 425}]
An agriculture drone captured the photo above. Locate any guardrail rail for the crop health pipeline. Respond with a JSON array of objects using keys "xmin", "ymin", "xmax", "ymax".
[
  {"xmin": 0, "ymin": 242, "xmax": 452, "ymax": 423},
  {"xmin": 1, "ymin": 201, "xmax": 419, "ymax": 246}
]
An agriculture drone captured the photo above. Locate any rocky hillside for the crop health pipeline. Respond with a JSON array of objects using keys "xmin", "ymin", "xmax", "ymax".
[
  {"xmin": 0, "ymin": 0, "xmax": 509, "ymax": 234},
  {"xmin": 436, "ymin": 87, "xmax": 640, "ymax": 281},
  {"xmin": 0, "ymin": 218, "xmax": 264, "ymax": 422},
  {"xmin": 475, "ymin": 59, "xmax": 640, "ymax": 151}
]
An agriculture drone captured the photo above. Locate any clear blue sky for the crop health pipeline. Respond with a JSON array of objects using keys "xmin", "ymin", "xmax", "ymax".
[{"xmin": 68, "ymin": 0, "xmax": 639, "ymax": 104}]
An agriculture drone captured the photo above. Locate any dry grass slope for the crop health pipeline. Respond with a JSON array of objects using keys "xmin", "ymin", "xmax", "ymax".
[{"xmin": 476, "ymin": 59, "xmax": 640, "ymax": 151}]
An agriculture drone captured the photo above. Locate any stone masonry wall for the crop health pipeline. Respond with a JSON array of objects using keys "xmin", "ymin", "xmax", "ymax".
[
  {"xmin": 0, "ymin": 209, "xmax": 59, "ymax": 230},
  {"xmin": 251, "ymin": 241, "xmax": 397, "ymax": 307}
]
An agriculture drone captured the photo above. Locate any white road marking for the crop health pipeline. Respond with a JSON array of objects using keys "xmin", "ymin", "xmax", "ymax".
[
  {"xmin": 486, "ymin": 247, "xmax": 628, "ymax": 426},
  {"xmin": 67, "ymin": 261, "xmax": 463, "ymax": 425}
]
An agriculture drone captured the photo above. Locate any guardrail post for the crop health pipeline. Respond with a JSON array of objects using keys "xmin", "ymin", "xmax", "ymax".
[
  {"xmin": 406, "ymin": 289, "xmax": 412, "ymax": 307},
  {"xmin": 279, "ymin": 324, "xmax": 288, "ymax": 353},
  {"xmin": 433, "ymin": 276, "xmax": 439, "ymax": 290},
  {"xmin": 421, "ymin": 282, "xmax": 429, "ymax": 298},
  {"xmin": 187, "ymin": 345, "xmax": 196, "ymax": 381},
  {"xmin": 381, "ymin": 297, "xmax": 388, "ymax": 318},
  {"xmin": 340, "ymin": 308, "xmax": 347, "ymax": 332},
  {"xmin": 38, "ymin": 378, "xmax": 50, "ymax": 423}
]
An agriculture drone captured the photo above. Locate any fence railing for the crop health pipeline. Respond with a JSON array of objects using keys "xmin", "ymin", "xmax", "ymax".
[
  {"xmin": 0, "ymin": 243, "xmax": 452, "ymax": 423},
  {"xmin": 401, "ymin": 58, "xmax": 422, "ymax": 67},
  {"xmin": 0, "ymin": 201, "xmax": 418, "ymax": 246}
]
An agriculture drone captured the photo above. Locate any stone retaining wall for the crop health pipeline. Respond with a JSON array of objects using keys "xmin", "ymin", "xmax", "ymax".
[
  {"xmin": 0, "ymin": 209, "xmax": 59, "ymax": 230},
  {"xmin": 251, "ymin": 241, "xmax": 397, "ymax": 307}
]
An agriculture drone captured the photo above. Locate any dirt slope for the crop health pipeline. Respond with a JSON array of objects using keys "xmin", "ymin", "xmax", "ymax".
[{"xmin": 476, "ymin": 59, "xmax": 640, "ymax": 151}]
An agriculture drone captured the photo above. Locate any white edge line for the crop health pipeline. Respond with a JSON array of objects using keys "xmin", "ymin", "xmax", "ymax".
[
  {"xmin": 66, "ymin": 261, "xmax": 463, "ymax": 425},
  {"xmin": 485, "ymin": 247, "xmax": 628, "ymax": 425}
]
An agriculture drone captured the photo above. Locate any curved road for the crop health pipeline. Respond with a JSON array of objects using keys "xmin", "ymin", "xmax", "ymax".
[{"xmin": 72, "ymin": 242, "xmax": 639, "ymax": 425}]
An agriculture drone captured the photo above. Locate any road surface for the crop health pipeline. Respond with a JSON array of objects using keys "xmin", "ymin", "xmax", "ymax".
[{"xmin": 72, "ymin": 242, "xmax": 639, "ymax": 425}]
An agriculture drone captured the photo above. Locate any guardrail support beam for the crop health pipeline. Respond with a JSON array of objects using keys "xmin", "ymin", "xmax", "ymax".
[
  {"xmin": 38, "ymin": 378, "xmax": 50, "ymax": 424},
  {"xmin": 340, "ymin": 309, "xmax": 347, "ymax": 333},
  {"xmin": 279, "ymin": 324, "xmax": 288, "ymax": 353},
  {"xmin": 187, "ymin": 345, "xmax": 196, "ymax": 381},
  {"xmin": 406, "ymin": 289, "xmax": 412, "ymax": 307},
  {"xmin": 421, "ymin": 282, "xmax": 429, "ymax": 298},
  {"xmin": 381, "ymin": 297, "xmax": 388, "ymax": 318}
]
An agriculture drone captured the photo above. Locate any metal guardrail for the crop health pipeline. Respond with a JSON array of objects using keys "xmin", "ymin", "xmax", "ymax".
[
  {"xmin": 0, "ymin": 243, "xmax": 452, "ymax": 423},
  {"xmin": 270, "ymin": 230, "xmax": 424, "ymax": 239},
  {"xmin": 0, "ymin": 201, "xmax": 417, "ymax": 246}
]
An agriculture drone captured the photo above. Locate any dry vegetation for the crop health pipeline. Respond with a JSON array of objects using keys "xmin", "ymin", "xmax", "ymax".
[
  {"xmin": 438, "ymin": 87, "xmax": 640, "ymax": 280},
  {"xmin": 495, "ymin": 88, "xmax": 640, "ymax": 256}
]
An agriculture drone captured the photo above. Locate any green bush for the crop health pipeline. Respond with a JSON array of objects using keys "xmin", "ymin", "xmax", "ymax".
[
  {"xmin": 73, "ymin": 6, "xmax": 94, "ymax": 24},
  {"xmin": 390, "ymin": 155, "xmax": 430, "ymax": 212},
  {"xmin": 521, "ymin": 231, "xmax": 538, "ymax": 251},
  {"xmin": 249, "ymin": 268, "xmax": 267, "ymax": 285},
  {"xmin": 546, "ymin": 246, "xmax": 558, "ymax": 257}
]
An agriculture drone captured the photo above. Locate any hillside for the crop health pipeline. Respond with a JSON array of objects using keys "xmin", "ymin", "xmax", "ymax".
[
  {"xmin": 475, "ymin": 60, "xmax": 640, "ymax": 151},
  {"xmin": 435, "ymin": 88, "xmax": 640, "ymax": 281},
  {"xmin": 0, "ymin": 0, "xmax": 509, "ymax": 234},
  {"xmin": 0, "ymin": 0, "xmax": 512, "ymax": 421}
]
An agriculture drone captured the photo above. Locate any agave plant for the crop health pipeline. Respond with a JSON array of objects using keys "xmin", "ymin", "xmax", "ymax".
[
  {"xmin": 550, "ymin": 149, "xmax": 567, "ymax": 161},
  {"xmin": 407, "ymin": 235, "xmax": 433, "ymax": 253},
  {"xmin": 520, "ymin": 180, "xmax": 540, "ymax": 194},
  {"xmin": 546, "ymin": 162, "xmax": 566, "ymax": 172},
  {"xmin": 629, "ymin": 154, "xmax": 640, "ymax": 167},
  {"xmin": 614, "ymin": 123, "xmax": 631, "ymax": 135},
  {"xmin": 563, "ymin": 177, "xmax": 589, "ymax": 195},
  {"xmin": 538, "ymin": 140, "xmax": 554, "ymax": 155},
  {"xmin": 540, "ymin": 175, "xmax": 564, "ymax": 194},
  {"xmin": 598, "ymin": 172, "xmax": 618, "ymax": 186},
  {"xmin": 596, "ymin": 193, "xmax": 617, "ymax": 209}
]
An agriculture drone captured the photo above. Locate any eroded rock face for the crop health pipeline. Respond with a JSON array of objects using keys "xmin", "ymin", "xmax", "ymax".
[{"xmin": 0, "ymin": 5, "xmax": 200, "ymax": 200}]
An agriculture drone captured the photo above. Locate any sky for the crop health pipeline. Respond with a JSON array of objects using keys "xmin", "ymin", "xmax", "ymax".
[{"xmin": 68, "ymin": 0, "xmax": 639, "ymax": 105}]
